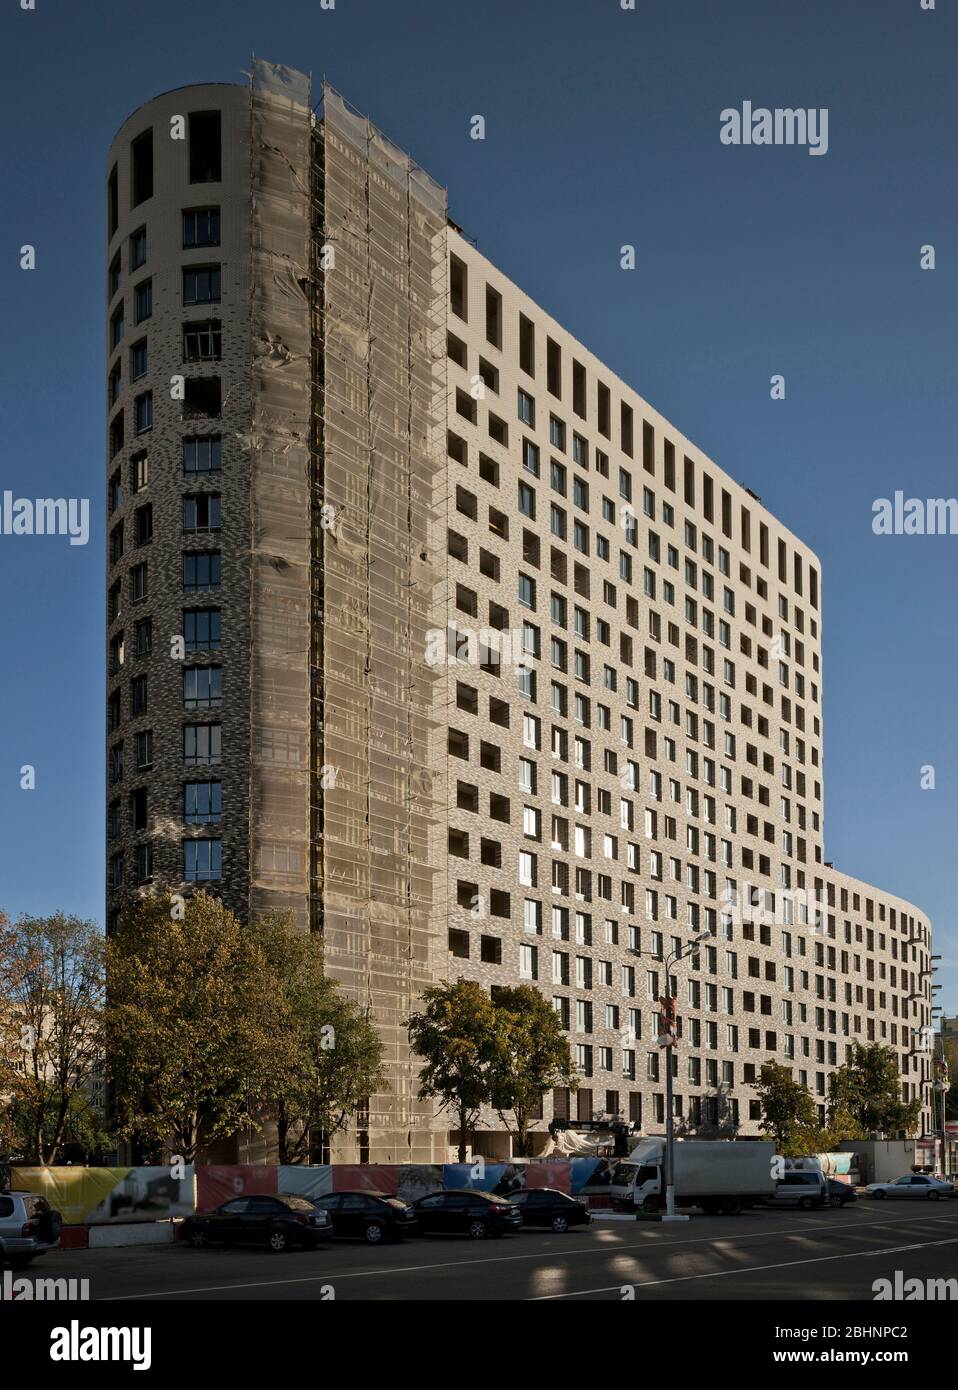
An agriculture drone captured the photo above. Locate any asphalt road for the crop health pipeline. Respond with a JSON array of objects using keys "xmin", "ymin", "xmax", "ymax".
[{"xmin": 10, "ymin": 1202, "xmax": 958, "ymax": 1302}]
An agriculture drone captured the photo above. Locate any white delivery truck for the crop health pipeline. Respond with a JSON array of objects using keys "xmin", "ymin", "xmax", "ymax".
[{"xmin": 609, "ymin": 1137, "xmax": 777, "ymax": 1215}]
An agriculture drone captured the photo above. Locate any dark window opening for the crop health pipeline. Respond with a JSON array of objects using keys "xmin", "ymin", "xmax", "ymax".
[
  {"xmin": 189, "ymin": 111, "xmax": 222, "ymax": 183},
  {"xmin": 485, "ymin": 285, "xmax": 502, "ymax": 349},
  {"xmin": 183, "ymin": 377, "xmax": 221, "ymax": 419},
  {"xmin": 108, "ymin": 164, "xmax": 119, "ymax": 237},
  {"xmin": 131, "ymin": 129, "xmax": 154, "ymax": 207},
  {"xmin": 450, "ymin": 254, "xmax": 467, "ymax": 320}
]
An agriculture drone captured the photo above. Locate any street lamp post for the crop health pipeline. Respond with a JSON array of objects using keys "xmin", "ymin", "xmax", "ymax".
[
  {"xmin": 931, "ymin": 970, "xmax": 950, "ymax": 1182},
  {"xmin": 658, "ymin": 930, "xmax": 712, "ymax": 1223}
]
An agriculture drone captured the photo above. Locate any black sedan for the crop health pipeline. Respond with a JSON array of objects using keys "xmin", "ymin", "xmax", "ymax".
[
  {"xmin": 825, "ymin": 1178, "xmax": 858, "ymax": 1208},
  {"xmin": 181, "ymin": 1193, "xmax": 332, "ymax": 1252},
  {"xmin": 511, "ymin": 1187, "xmax": 593, "ymax": 1232},
  {"xmin": 310, "ymin": 1191, "xmax": 418, "ymax": 1244},
  {"xmin": 410, "ymin": 1190, "xmax": 522, "ymax": 1239}
]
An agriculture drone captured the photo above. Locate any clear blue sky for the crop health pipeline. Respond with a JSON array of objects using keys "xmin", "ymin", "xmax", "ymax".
[{"xmin": 1, "ymin": 0, "xmax": 955, "ymax": 1010}]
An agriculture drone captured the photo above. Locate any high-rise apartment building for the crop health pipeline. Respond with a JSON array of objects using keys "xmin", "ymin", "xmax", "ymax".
[{"xmin": 105, "ymin": 61, "xmax": 933, "ymax": 1162}]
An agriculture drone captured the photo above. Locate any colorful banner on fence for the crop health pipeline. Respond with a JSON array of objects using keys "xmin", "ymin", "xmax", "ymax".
[{"xmin": 14, "ymin": 1167, "xmax": 195, "ymax": 1226}]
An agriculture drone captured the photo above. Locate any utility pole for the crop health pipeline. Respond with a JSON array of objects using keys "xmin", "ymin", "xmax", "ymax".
[{"xmin": 656, "ymin": 930, "xmax": 712, "ymax": 1223}]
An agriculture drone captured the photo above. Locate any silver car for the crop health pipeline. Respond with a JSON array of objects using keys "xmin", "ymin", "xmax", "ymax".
[
  {"xmin": 0, "ymin": 1191, "xmax": 63, "ymax": 1269},
  {"xmin": 767, "ymin": 1171, "xmax": 828, "ymax": 1209},
  {"xmin": 866, "ymin": 1175, "xmax": 955, "ymax": 1201}
]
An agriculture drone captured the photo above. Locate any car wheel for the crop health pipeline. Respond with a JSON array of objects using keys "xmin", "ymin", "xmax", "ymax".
[
  {"xmin": 871, "ymin": 1189, "xmax": 886, "ymax": 1199},
  {"xmin": 640, "ymin": 1195, "xmax": 662, "ymax": 1214},
  {"xmin": 467, "ymin": 1219, "xmax": 489, "ymax": 1240},
  {"xmin": 797, "ymin": 1196, "xmax": 815, "ymax": 1211},
  {"xmin": 829, "ymin": 1194, "xmax": 843, "ymax": 1208},
  {"xmin": 927, "ymin": 1190, "xmax": 941, "ymax": 1201},
  {"xmin": 550, "ymin": 1214, "xmax": 570, "ymax": 1233},
  {"xmin": 722, "ymin": 1197, "xmax": 744, "ymax": 1216},
  {"xmin": 187, "ymin": 1229, "xmax": 208, "ymax": 1249},
  {"xmin": 364, "ymin": 1222, "xmax": 385, "ymax": 1244},
  {"xmin": 268, "ymin": 1230, "xmax": 289, "ymax": 1253}
]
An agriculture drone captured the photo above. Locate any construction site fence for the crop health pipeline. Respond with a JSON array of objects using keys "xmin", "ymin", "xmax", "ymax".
[{"xmin": 6, "ymin": 1158, "xmax": 622, "ymax": 1225}]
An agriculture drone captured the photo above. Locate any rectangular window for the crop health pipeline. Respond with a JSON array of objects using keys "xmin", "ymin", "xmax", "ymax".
[
  {"xmin": 183, "ymin": 551, "xmax": 221, "ymax": 592},
  {"xmin": 184, "ymin": 722, "xmax": 221, "ymax": 765},
  {"xmin": 183, "ymin": 319, "xmax": 221, "ymax": 361},
  {"xmin": 130, "ymin": 673, "xmax": 148, "ymax": 716},
  {"xmin": 130, "ymin": 227, "xmax": 147, "ymax": 270},
  {"xmin": 519, "ymin": 313, "xmax": 535, "ymax": 375},
  {"xmin": 129, "ymin": 561, "xmax": 148, "ymax": 604},
  {"xmin": 183, "ymin": 435, "xmax": 221, "ymax": 475},
  {"xmin": 485, "ymin": 284, "xmax": 502, "ymax": 348},
  {"xmin": 134, "ymin": 729, "xmax": 153, "ymax": 769},
  {"xmin": 130, "ymin": 451, "xmax": 149, "ymax": 491},
  {"xmin": 184, "ymin": 608, "xmax": 221, "ymax": 652},
  {"xmin": 133, "ymin": 617, "xmax": 152, "ymax": 656},
  {"xmin": 134, "ymin": 391, "xmax": 153, "ymax": 433},
  {"xmin": 134, "ymin": 843, "xmax": 153, "ymax": 884},
  {"xmin": 133, "ymin": 503, "xmax": 152, "ymax": 546},
  {"xmin": 108, "ymin": 164, "xmax": 118, "ymax": 237},
  {"xmin": 184, "ymin": 838, "xmax": 222, "ymax": 881},
  {"xmin": 183, "ymin": 666, "xmax": 222, "ymax": 710},
  {"xmin": 183, "ymin": 493, "xmax": 221, "ymax": 532},
  {"xmin": 189, "ymin": 111, "xmax": 222, "ymax": 183},
  {"xmin": 183, "ymin": 266, "xmax": 220, "ymax": 305},
  {"xmin": 130, "ymin": 340, "xmax": 148, "ymax": 380},
  {"xmin": 134, "ymin": 279, "xmax": 152, "ymax": 323},
  {"xmin": 450, "ymin": 254, "xmax": 467, "ymax": 320},
  {"xmin": 183, "ymin": 208, "xmax": 221, "ymax": 248},
  {"xmin": 184, "ymin": 780, "xmax": 222, "ymax": 825},
  {"xmin": 131, "ymin": 129, "xmax": 153, "ymax": 206}
]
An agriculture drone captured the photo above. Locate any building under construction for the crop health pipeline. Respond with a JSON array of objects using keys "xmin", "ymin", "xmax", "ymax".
[{"xmin": 105, "ymin": 60, "xmax": 935, "ymax": 1162}]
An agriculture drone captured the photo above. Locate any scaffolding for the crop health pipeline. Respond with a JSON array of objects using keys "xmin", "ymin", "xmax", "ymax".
[
  {"xmin": 247, "ymin": 60, "xmax": 314, "ymax": 930},
  {"xmin": 311, "ymin": 86, "xmax": 449, "ymax": 1159}
]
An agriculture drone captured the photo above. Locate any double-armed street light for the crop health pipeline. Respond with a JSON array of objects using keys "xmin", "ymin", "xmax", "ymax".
[{"xmin": 652, "ymin": 928, "xmax": 713, "ymax": 1222}]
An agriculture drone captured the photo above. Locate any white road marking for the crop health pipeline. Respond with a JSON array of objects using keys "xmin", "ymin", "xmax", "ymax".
[
  {"xmin": 528, "ymin": 1235, "xmax": 958, "ymax": 1300},
  {"xmin": 102, "ymin": 1212, "xmax": 958, "ymax": 1300}
]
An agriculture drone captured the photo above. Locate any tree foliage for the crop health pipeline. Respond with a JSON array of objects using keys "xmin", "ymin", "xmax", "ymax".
[
  {"xmin": 408, "ymin": 981, "xmax": 577, "ymax": 1160},
  {"xmin": 754, "ymin": 1061, "xmax": 819, "ymax": 1154},
  {"xmin": 0, "ymin": 911, "xmax": 105, "ymax": 1163},
  {"xmin": 105, "ymin": 894, "xmax": 286, "ymax": 1163},
  {"xmin": 406, "ymin": 981, "xmax": 499, "ymax": 1161},
  {"xmin": 828, "ymin": 1043, "xmax": 920, "ymax": 1137},
  {"xmin": 486, "ymin": 985, "xmax": 577, "ymax": 1158},
  {"xmin": 252, "ymin": 918, "xmax": 387, "ymax": 1163}
]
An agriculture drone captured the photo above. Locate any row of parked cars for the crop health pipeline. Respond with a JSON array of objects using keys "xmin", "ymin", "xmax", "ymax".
[
  {"xmin": 180, "ymin": 1187, "xmax": 594, "ymax": 1252},
  {"xmin": 769, "ymin": 1171, "xmax": 956, "ymax": 1211}
]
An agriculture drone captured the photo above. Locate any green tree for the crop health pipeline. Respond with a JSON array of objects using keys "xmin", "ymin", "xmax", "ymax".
[
  {"xmin": 487, "ymin": 985, "xmax": 577, "ymax": 1157},
  {"xmin": 105, "ymin": 893, "xmax": 287, "ymax": 1163},
  {"xmin": 754, "ymin": 1062, "xmax": 819, "ymax": 1153},
  {"xmin": 828, "ymin": 1042, "xmax": 920, "ymax": 1137},
  {"xmin": 820, "ymin": 1106, "xmax": 867, "ymax": 1149},
  {"xmin": 0, "ymin": 911, "xmax": 105, "ymax": 1164},
  {"xmin": 252, "ymin": 917, "xmax": 387, "ymax": 1163},
  {"xmin": 406, "ymin": 981, "xmax": 498, "ymax": 1162}
]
